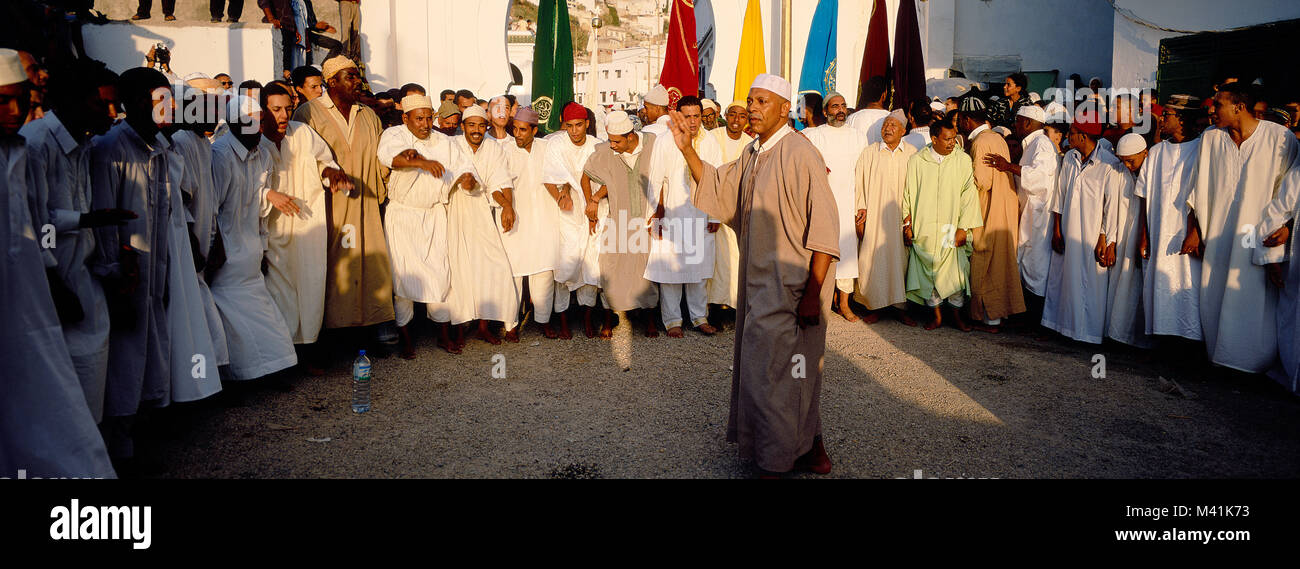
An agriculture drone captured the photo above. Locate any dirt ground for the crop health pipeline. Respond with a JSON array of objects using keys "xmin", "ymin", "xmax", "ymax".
[{"xmin": 132, "ymin": 305, "xmax": 1300, "ymax": 479}]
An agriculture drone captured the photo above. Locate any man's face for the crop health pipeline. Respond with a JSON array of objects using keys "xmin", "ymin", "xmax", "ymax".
[
  {"xmin": 232, "ymin": 110, "xmax": 262, "ymax": 142},
  {"xmin": 489, "ymin": 99, "xmax": 511, "ymax": 128},
  {"xmin": 724, "ymin": 106, "xmax": 746, "ymax": 134},
  {"xmin": 463, "ymin": 116, "xmax": 488, "ymax": 146},
  {"xmin": 440, "ymin": 113, "xmax": 460, "ymax": 132},
  {"xmin": 1116, "ymin": 98, "xmax": 1135, "ymax": 127},
  {"xmin": 680, "ymin": 104, "xmax": 703, "ymax": 136},
  {"xmin": 456, "ymin": 95, "xmax": 475, "ymax": 112},
  {"xmin": 881, "ymin": 117, "xmax": 904, "ymax": 146},
  {"xmin": 701, "ymin": 107, "xmax": 718, "ymax": 130},
  {"xmin": 957, "ymin": 113, "xmax": 978, "ymax": 136},
  {"xmin": 1014, "ymin": 115, "xmax": 1037, "ymax": 139},
  {"xmin": 1119, "ymin": 150, "xmax": 1147, "ymax": 174},
  {"xmin": 511, "ymin": 119, "xmax": 536, "ymax": 147},
  {"xmin": 1209, "ymin": 91, "xmax": 1245, "ymax": 129},
  {"xmin": 404, "ymin": 107, "xmax": 435, "ymax": 140},
  {"xmin": 1067, "ymin": 125, "xmax": 1091, "ymax": 151},
  {"xmin": 442, "ymin": 93, "xmax": 455, "ymax": 103},
  {"xmin": 1253, "ymin": 101, "xmax": 1268, "ymax": 120},
  {"xmin": 150, "ymin": 86, "xmax": 175, "ymax": 128},
  {"xmin": 263, "ymin": 94, "xmax": 293, "ymax": 136},
  {"xmin": 1044, "ymin": 125, "xmax": 1065, "ymax": 149},
  {"xmin": 563, "ymin": 118, "xmax": 587, "ymax": 144},
  {"xmin": 1160, "ymin": 108, "xmax": 1181, "ymax": 137},
  {"xmin": 98, "ymin": 85, "xmax": 121, "ymax": 123},
  {"xmin": 644, "ymin": 102, "xmax": 666, "ymax": 123},
  {"xmin": 329, "ymin": 68, "xmax": 363, "ymax": 100},
  {"xmin": 216, "ymin": 75, "xmax": 233, "ymax": 90},
  {"xmin": 746, "ymin": 89, "xmax": 789, "ymax": 137},
  {"xmin": 931, "ymin": 126, "xmax": 958, "ymax": 155},
  {"xmin": 825, "ymin": 95, "xmax": 849, "ymax": 127},
  {"xmin": 945, "ymin": 98, "xmax": 959, "ymax": 112},
  {"xmin": 607, "ymin": 131, "xmax": 638, "ymax": 154},
  {"xmin": 87, "ymin": 84, "xmax": 119, "ymax": 135},
  {"xmin": 0, "ymin": 83, "xmax": 30, "ymax": 136},
  {"xmin": 297, "ymin": 75, "xmax": 324, "ymax": 102}
]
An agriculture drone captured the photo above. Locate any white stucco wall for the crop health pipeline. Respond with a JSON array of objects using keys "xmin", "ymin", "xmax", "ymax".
[
  {"xmin": 948, "ymin": 0, "xmax": 1114, "ymax": 85},
  {"xmin": 1110, "ymin": 0, "xmax": 1300, "ymax": 90},
  {"xmin": 361, "ymin": 0, "xmax": 514, "ymax": 96},
  {"xmin": 82, "ymin": 21, "xmax": 276, "ymax": 82}
]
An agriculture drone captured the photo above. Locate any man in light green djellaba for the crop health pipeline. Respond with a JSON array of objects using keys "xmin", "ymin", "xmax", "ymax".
[{"xmin": 902, "ymin": 117, "xmax": 982, "ymax": 331}]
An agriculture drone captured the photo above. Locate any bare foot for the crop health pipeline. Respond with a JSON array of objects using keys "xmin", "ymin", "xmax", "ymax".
[
  {"xmin": 557, "ymin": 314, "xmax": 572, "ymax": 339},
  {"xmin": 697, "ymin": 323, "xmax": 719, "ymax": 335},
  {"xmin": 666, "ymin": 326, "xmax": 684, "ymax": 338},
  {"xmin": 949, "ymin": 308, "xmax": 972, "ymax": 332},
  {"xmin": 476, "ymin": 322, "xmax": 502, "ymax": 345},
  {"xmin": 836, "ymin": 294, "xmax": 859, "ymax": 322},
  {"xmin": 583, "ymin": 310, "xmax": 597, "ymax": 338},
  {"xmin": 924, "ymin": 307, "xmax": 942, "ymax": 330},
  {"xmin": 542, "ymin": 322, "xmax": 558, "ymax": 339},
  {"xmin": 643, "ymin": 320, "xmax": 659, "ymax": 338},
  {"xmin": 503, "ymin": 327, "xmax": 520, "ymax": 343},
  {"xmin": 599, "ymin": 317, "xmax": 614, "ymax": 339},
  {"xmin": 972, "ymin": 323, "xmax": 1001, "ymax": 334},
  {"xmin": 894, "ymin": 310, "xmax": 918, "ymax": 327},
  {"xmin": 862, "ymin": 311, "xmax": 881, "ymax": 324},
  {"xmin": 438, "ymin": 337, "xmax": 462, "ymax": 354}
]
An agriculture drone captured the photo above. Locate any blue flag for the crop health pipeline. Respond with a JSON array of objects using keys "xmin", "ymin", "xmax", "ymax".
[{"xmin": 798, "ymin": 0, "xmax": 838, "ymax": 99}]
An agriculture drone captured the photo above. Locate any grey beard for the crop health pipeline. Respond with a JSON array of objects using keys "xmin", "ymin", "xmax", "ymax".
[{"xmin": 828, "ymin": 116, "xmax": 847, "ymax": 127}]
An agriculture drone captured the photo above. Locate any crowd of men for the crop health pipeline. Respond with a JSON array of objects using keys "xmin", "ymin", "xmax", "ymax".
[{"xmin": 3, "ymin": 39, "xmax": 1299, "ymax": 478}]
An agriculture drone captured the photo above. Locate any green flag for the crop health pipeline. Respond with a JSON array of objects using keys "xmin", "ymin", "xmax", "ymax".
[{"xmin": 531, "ymin": 0, "xmax": 575, "ymax": 134}]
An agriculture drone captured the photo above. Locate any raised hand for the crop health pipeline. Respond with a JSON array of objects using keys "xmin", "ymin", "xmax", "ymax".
[{"xmin": 665, "ymin": 109, "xmax": 693, "ymax": 151}]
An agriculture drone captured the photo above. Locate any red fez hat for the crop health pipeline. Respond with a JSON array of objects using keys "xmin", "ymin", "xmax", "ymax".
[
  {"xmin": 562, "ymin": 102, "xmax": 588, "ymax": 122},
  {"xmin": 1073, "ymin": 110, "xmax": 1104, "ymax": 136}
]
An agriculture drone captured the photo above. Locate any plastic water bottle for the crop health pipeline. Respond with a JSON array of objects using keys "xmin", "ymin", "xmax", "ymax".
[{"xmin": 351, "ymin": 350, "xmax": 372, "ymax": 413}]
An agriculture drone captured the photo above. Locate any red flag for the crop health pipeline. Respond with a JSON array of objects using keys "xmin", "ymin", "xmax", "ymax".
[
  {"xmin": 892, "ymin": 0, "xmax": 926, "ymax": 112},
  {"xmin": 659, "ymin": 0, "xmax": 699, "ymax": 107},
  {"xmin": 857, "ymin": 0, "xmax": 890, "ymax": 107}
]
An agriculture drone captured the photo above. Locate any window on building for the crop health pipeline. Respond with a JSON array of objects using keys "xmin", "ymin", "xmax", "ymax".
[
  {"xmin": 616, "ymin": 70, "xmax": 622, "ymax": 78},
  {"xmin": 601, "ymin": 92, "xmax": 607, "ymax": 103},
  {"xmin": 603, "ymin": 70, "xmax": 609, "ymax": 79}
]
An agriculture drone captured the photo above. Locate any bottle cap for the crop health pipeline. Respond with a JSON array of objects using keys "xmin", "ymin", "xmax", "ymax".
[{"xmin": 359, "ymin": 349, "xmax": 366, "ymax": 355}]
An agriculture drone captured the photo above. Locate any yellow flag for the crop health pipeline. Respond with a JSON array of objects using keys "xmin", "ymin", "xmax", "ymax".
[{"xmin": 733, "ymin": 0, "xmax": 766, "ymax": 102}]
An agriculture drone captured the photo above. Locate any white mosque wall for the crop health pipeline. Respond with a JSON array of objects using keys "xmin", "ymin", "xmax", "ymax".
[
  {"xmin": 82, "ymin": 21, "xmax": 276, "ymax": 82},
  {"xmin": 1109, "ymin": 0, "xmax": 1300, "ymax": 90},
  {"xmin": 361, "ymin": 0, "xmax": 515, "ymax": 97},
  {"xmin": 945, "ymin": 0, "xmax": 1114, "ymax": 88}
]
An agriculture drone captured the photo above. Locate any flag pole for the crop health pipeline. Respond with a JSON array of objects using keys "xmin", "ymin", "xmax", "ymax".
[{"xmin": 780, "ymin": 0, "xmax": 792, "ymax": 82}]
